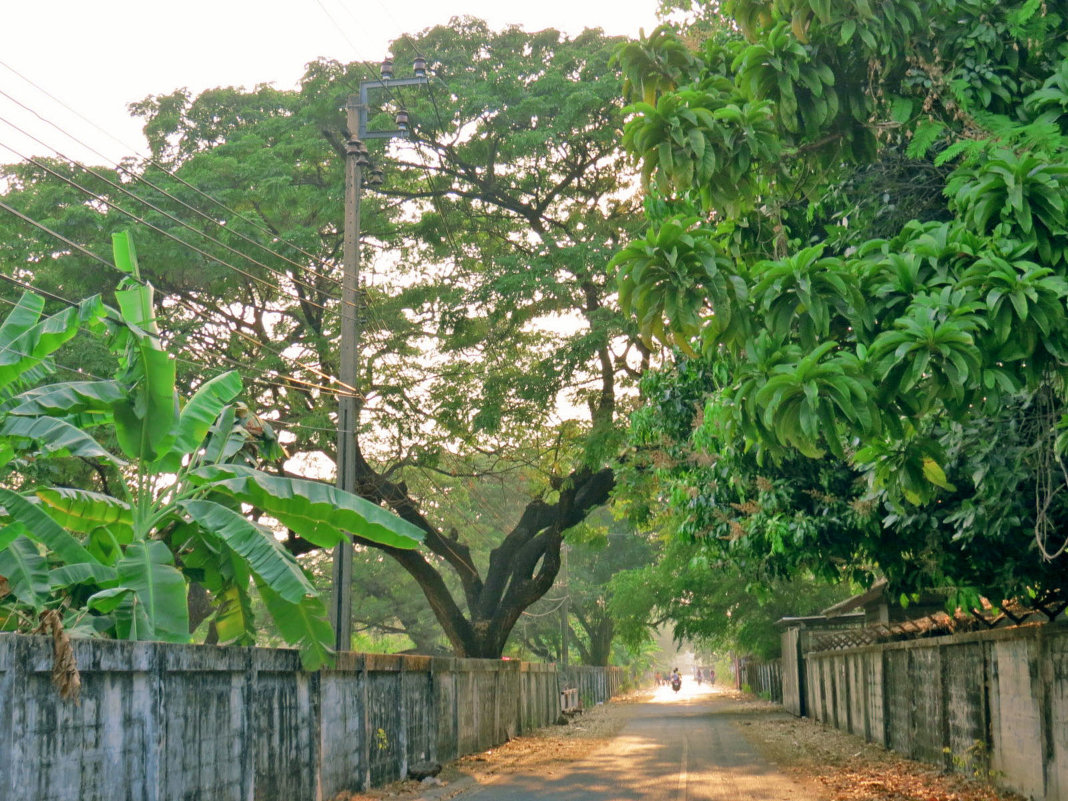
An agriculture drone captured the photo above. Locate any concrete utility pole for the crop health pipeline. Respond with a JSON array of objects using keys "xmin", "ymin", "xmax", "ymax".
[{"xmin": 330, "ymin": 58, "xmax": 429, "ymax": 652}]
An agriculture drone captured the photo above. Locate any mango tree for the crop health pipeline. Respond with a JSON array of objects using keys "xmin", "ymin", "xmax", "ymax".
[
  {"xmin": 0, "ymin": 233, "xmax": 423, "ymax": 668},
  {"xmin": 611, "ymin": 2, "xmax": 1068, "ymax": 605}
]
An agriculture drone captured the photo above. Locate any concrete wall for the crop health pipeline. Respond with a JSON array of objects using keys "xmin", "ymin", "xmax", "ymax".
[
  {"xmin": 0, "ymin": 634, "xmax": 624, "ymax": 801},
  {"xmin": 801, "ymin": 625, "xmax": 1068, "ymax": 801}
]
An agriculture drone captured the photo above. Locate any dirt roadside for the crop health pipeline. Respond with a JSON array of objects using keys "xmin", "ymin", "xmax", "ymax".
[{"xmin": 336, "ymin": 688, "xmax": 1024, "ymax": 801}]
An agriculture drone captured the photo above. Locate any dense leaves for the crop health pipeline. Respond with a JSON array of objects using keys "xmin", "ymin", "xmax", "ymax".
[
  {"xmin": 0, "ymin": 237, "xmax": 421, "ymax": 668},
  {"xmin": 613, "ymin": 1, "xmax": 1068, "ymax": 605}
]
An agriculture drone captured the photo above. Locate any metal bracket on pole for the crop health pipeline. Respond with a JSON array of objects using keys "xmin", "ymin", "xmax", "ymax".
[{"xmin": 357, "ymin": 76, "xmax": 428, "ymax": 139}]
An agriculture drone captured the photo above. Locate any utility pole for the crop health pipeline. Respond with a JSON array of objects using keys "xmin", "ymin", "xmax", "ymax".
[{"xmin": 330, "ymin": 57, "xmax": 429, "ymax": 652}]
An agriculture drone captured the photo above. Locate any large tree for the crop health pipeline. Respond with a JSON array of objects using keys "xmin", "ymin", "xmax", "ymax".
[
  {"xmin": 512, "ymin": 512, "xmax": 655, "ymax": 666},
  {"xmin": 611, "ymin": 1, "xmax": 1068, "ymax": 605},
  {"xmin": 0, "ymin": 237, "xmax": 423, "ymax": 669},
  {"xmin": 1, "ymin": 20, "xmax": 647, "ymax": 657}
]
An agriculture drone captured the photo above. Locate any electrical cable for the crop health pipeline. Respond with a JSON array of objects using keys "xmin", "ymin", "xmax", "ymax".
[
  {"xmin": 0, "ymin": 140, "xmax": 352, "ymax": 337},
  {"xmin": 0, "ymin": 198, "xmax": 116, "ymax": 273},
  {"xmin": 0, "ymin": 202, "xmax": 360, "ymax": 397},
  {"xmin": 0, "ymin": 85, "xmax": 352, "ymax": 293},
  {"xmin": 0, "ymin": 58, "xmax": 353, "ymax": 294},
  {"xmin": 0, "ymin": 270, "xmax": 349, "ymax": 399},
  {"xmin": 149, "ymin": 292, "xmax": 362, "ymax": 399},
  {"xmin": 3, "ymin": 35, "xmax": 463, "ymax": 398},
  {"xmin": 310, "ymin": 0, "xmax": 367, "ymax": 59},
  {"xmin": 0, "ymin": 119, "xmax": 343, "ymax": 315},
  {"xmin": 0, "ymin": 68, "xmax": 406, "ymax": 401}
]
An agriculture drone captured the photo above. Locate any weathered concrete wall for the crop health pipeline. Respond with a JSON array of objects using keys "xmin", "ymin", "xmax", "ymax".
[
  {"xmin": 802, "ymin": 625, "xmax": 1068, "ymax": 801},
  {"xmin": 0, "ymin": 634, "xmax": 624, "ymax": 801}
]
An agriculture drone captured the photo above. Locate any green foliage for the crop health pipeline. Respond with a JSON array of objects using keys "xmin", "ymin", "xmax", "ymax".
[
  {"xmin": 512, "ymin": 514, "xmax": 656, "ymax": 666},
  {"xmin": 0, "ymin": 237, "xmax": 422, "ymax": 668},
  {"xmin": 613, "ymin": 2, "xmax": 1068, "ymax": 603},
  {"xmin": 2, "ymin": 21, "xmax": 648, "ymax": 659},
  {"xmin": 613, "ymin": 216, "xmax": 746, "ymax": 351},
  {"xmin": 609, "ymin": 537, "xmax": 850, "ymax": 659}
]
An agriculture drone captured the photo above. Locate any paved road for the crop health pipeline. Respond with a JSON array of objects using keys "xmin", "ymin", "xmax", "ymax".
[{"xmin": 453, "ymin": 685, "xmax": 821, "ymax": 801}]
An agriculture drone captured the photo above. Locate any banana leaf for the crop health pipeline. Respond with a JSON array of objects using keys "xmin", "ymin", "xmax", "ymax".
[
  {"xmin": 0, "ymin": 293, "xmax": 104, "ymax": 393},
  {"xmin": 0, "ymin": 416, "xmax": 121, "ymax": 464},
  {"xmin": 6, "ymin": 380, "xmax": 125, "ymax": 417},
  {"xmin": 180, "ymin": 498, "xmax": 314, "ymax": 604},
  {"xmin": 255, "ymin": 576, "xmax": 334, "ymax": 671},
  {"xmin": 111, "ymin": 341, "xmax": 177, "ymax": 461},
  {"xmin": 86, "ymin": 586, "xmax": 131, "ymax": 613},
  {"xmin": 200, "ymin": 405, "xmax": 246, "ymax": 465},
  {"xmin": 85, "ymin": 526, "xmax": 133, "ymax": 566},
  {"xmin": 191, "ymin": 464, "xmax": 425, "ymax": 549},
  {"xmin": 0, "ymin": 534, "xmax": 49, "ymax": 609},
  {"xmin": 110, "ymin": 272, "xmax": 177, "ymax": 461},
  {"xmin": 175, "ymin": 372, "xmax": 243, "ymax": 454},
  {"xmin": 153, "ymin": 371, "xmax": 243, "ymax": 472},
  {"xmin": 50, "ymin": 562, "xmax": 119, "ymax": 589},
  {"xmin": 115, "ymin": 541, "xmax": 189, "ymax": 642},
  {"xmin": 0, "ymin": 488, "xmax": 98, "ymax": 566},
  {"xmin": 35, "ymin": 487, "xmax": 133, "ymax": 534},
  {"xmin": 213, "ymin": 584, "xmax": 256, "ymax": 645},
  {"xmin": 111, "ymin": 231, "xmax": 141, "ymax": 276}
]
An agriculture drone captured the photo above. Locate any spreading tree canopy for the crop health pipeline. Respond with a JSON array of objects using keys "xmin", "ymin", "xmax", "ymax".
[{"xmin": 0, "ymin": 20, "xmax": 648, "ymax": 657}]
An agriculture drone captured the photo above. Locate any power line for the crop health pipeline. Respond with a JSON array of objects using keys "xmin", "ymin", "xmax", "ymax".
[
  {"xmin": 0, "ymin": 70, "xmax": 372, "ymax": 400},
  {"xmin": 0, "ymin": 45, "xmax": 492, "ymax": 466},
  {"xmin": 0, "ymin": 198, "xmax": 116, "ymax": 271},
  {"xmin": 0, "ymin": 119, "xmax": 342, "ymax": 315},
  {"xmin": 0, "ymin": 77, "xmax": 432, "ymax": 371},
  {"xmin": 0, "ymin": 201, "xmax": 360, "ymax": 397},
  {"xmin": 0, "ymin": 139, "xmax": 352, "ymax": 336},
  {"xmin": 1, "ymin": 39, "xmax": 464, "ymax": 385},
  {"xmin": 0, "ymin": 268, "xmax": 348, "ymax": 398},
  {"xmin": 0, "ymin": 85, "xmax": 353, "ymax": 293},
  {"xmin": 166, "ymin": 294, "xmax": 360, "ymax": 398},
  {"xmin": 311, "ymin": 0, "xmax": 367, "ymax": 58},
  {"xmin": 0, "ymin": 58, "xmax": 354, "ymax": 295}
]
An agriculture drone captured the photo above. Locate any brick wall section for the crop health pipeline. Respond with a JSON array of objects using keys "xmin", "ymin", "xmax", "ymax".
[
  {"xmin": 800, "ymin": 625, "xmax": 1068, "ymax": 801},
  {"xmin": 0, "ymin": 635, "xmax": 624, "ymax": 801}
]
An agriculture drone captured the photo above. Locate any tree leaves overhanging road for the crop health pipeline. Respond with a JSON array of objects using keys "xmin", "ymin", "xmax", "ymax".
[{"xmin": 611, "ymin": 0, "xmax": 1068, "ymax": 607}]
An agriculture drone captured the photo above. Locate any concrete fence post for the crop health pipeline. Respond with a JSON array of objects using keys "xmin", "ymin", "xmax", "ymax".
[
  {"xmin": 359, "ymin": 654, "xmax": 371, "ymax": 790},
  {"xmin": 398, "ymin": 657, "xmax": 408, "ymax": 781},
  {"xmin": 0, "ymin": 636, "xmax": 12, "ymax": 800}
]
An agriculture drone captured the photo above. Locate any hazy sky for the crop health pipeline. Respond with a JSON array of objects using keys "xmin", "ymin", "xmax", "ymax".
[{"xmin": 0, "ymin": 0, "xmax": 660, "ymax": 165}]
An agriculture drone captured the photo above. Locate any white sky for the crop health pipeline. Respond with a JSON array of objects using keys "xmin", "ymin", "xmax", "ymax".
[{"xmin": 0, "ymin": 0, "xmax": 660, "ymax": 166}]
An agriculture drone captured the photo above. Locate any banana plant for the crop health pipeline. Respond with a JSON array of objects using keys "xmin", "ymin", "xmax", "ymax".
[{"xmin": 0, "ymin": 232, "xmax": 423, "ymax": 668}]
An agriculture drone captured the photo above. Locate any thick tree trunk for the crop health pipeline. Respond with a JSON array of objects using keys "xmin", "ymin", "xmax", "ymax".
[
  {"xmin": 347, "ymin": 448, "xmax": 615, "ymax": 658},
  {"xmin": 574, "ymin": 610, "xmax": 614, "ymax": 666}
]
